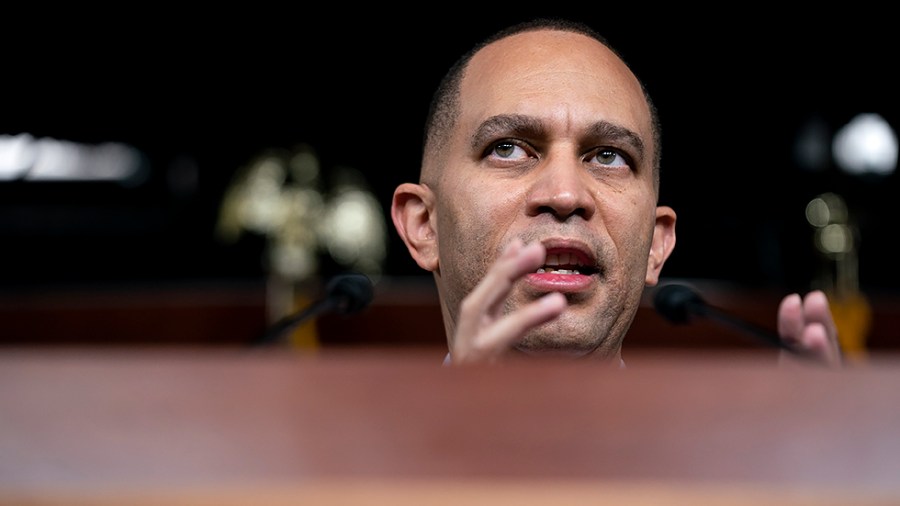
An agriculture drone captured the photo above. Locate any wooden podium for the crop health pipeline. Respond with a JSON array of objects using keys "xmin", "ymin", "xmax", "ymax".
[{"xmin": 1, "ymin": 347, "xmax": 899, "ymax": 505}]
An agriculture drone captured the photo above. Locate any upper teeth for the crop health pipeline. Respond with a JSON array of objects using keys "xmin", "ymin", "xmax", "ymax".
[
  {"xmin": 545, "ymin": 252, "xmax": 579, "ymax": 267},
  {"xmin": 538, "ymin": 252, "xmax": 583, "ymax": 274}
]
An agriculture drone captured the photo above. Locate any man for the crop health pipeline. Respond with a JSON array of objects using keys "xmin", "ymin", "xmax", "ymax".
[{"xmin": 391, "ymin": 18, "xmax": 841, "ymax": 366}]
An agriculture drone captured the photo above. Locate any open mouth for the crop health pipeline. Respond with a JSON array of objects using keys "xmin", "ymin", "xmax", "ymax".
[{"xmin": 536, "ymin": 251, "xmax": 599, "ymax": 276}]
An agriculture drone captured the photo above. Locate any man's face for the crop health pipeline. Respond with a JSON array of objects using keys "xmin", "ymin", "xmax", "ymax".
[{"xmin": 426, "ymin": 30, "xmax": 673, "ymax": 356}]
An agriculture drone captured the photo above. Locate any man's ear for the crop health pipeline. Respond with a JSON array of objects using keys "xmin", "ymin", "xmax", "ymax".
[
  {"xmin": 391, "ymin": 183, "xmax": 439, "ymax": 272},
  {"xmin": 645, "ymin": 205, "xmax": 677, "ymax": 286}
]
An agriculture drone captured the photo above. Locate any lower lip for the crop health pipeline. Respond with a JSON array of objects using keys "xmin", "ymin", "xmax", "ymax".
[{"xmin": 524, "ymin": 272, "xmax": 594, "ymax": 292}]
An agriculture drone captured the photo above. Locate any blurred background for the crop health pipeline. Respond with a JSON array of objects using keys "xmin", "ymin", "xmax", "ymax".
[{"xmin": 2, "ymin": 11, "xmax": 897, "ymax": 357}]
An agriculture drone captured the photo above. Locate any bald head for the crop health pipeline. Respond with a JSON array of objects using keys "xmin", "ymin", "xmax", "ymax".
[{"xmin": 420, "ymin": 18, "xmax": 661, "ymax": 195}]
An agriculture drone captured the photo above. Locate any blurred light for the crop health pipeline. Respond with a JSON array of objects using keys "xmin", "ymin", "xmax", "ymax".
[
  {"xmin": 817, "ymin": 223, "xmax": 853, "ymax": 255},
  {"xmin": 832, "ymin": 113, "xmax": 898, "ymax": 176},
  {"xmin": 0, "ymin": 132, "xmax": 147, "ymax": 184},
  {"xmin": 270, "ymin": 224, "xmax": 320, "ymax": 281},
  {"xmin": 321, "ymin": 166, "xmax": 387, "ymax": 277},
  {"xmin": 807, "ymin": 192, "xmax": 854, "ymax": 259},
  {"xmin": 805, "ymin": 192, "xmax": 848, "ymax": 228},
  {"xmin": 0, "ymin": 133, "xmax": 36, "ymax": 179},
  {"xmin": 241, "ymin": 153, "xmax": 291, "ymax": 235},
  {"xmin": 321, "ymin": 189, "xmax": 387, "ymax": 273},
  {"xmin": 275, "ymin": 185, "xmax": 326, "ymax": 279},
  {"xmin": 216, "ymin": 146, "xmax": 388, "ymax": 283}
]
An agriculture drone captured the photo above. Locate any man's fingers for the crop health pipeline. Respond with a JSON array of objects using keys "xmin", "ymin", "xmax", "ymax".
[
  {"xmin": 465, "ymin": 239, "xmax": 546, "ymax": 315},
  {"xmin": 800, "ymin": 322, "xmax": 841, "ymax": 366},
  {"xmin": 802, "ymin": 291, "xmax": 839, "ymax": 347},
  {"xmin": 799, "ymin": 291, "xmax": 841, "ymax": 365},
  {"xmin": 778, "ymin": 290, "xmax": 842, "ymax": 367},
  {"xmin": 777, "ymin": 293, "xmax": 803, "ymax": 346},
  {"xmin": 451, "ymin": 239, "xmax": 564, "ymax": 364},
  {"xmin": 455, "ymin": 293, "xmax": 567, "ymax": 364}
]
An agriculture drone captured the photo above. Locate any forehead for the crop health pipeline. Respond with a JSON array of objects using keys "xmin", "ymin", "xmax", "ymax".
[{"xmin": 458, "ymin": 29, "xmax": 652, "ymax": 145}]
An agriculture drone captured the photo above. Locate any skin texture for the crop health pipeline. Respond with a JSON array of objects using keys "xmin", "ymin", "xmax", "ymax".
[{"xmin": 392, "ymin": 24, "xmax": 841, "ymax": 367}]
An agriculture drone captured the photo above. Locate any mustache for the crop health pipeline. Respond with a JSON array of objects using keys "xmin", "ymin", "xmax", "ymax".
[{"xmin": 511, "ymin": 228, "xmax": 607, "ymax": 267}]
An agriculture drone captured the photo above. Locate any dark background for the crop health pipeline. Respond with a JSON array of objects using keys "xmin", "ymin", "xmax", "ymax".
[{"xmin": 2, "ymin": 11, "xmax": 897, "ymax": 297}]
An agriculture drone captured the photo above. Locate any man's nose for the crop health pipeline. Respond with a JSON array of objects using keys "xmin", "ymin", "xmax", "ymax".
[{"xmin": 524, "ymin": 157, "xmax": 595, "ymax": 220}]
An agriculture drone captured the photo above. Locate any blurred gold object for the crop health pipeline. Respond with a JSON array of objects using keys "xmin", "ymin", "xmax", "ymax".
[
  {"xmin": 216, "ymin": 143, "xmax": 387, "ymax": 348},
  {"xmin": 829, "ymin": 292, "xmax": 872, "ymax": 358},
  {"xmin": 806, "ymin": 193, "xmax": 872, "ymax": 360}
]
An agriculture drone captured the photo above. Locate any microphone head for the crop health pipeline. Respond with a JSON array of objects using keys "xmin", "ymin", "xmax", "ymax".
[
  {"xmin": 653, "ymin": 283, "xmax": 706, "ymax": 324},
  {"xmin": 326, "ymin": 272, "xmax": 374, "ymax": 315}
]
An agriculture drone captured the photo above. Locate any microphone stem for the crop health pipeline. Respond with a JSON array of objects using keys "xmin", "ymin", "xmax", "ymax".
[
  {"xmin": 254, "ymin": 297, "xmax": 338, "ymax": 346},
  {"xmin": 695, "ymin": 303, "xmax": 792, "ymax": 351}
]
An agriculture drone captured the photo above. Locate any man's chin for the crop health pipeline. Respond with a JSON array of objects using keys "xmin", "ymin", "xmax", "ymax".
[{"xmin": 514, "ymin": 334, "xmax": 603, "ymax": 358}]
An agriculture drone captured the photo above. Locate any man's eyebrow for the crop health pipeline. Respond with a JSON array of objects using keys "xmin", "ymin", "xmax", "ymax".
[
  {"xmin": 472, "ymin": 115, "xmax": 646, "ymax": 155},
  {"xmin": 470, "ymin": 114, "xmax": 546, "ymax": 151}
]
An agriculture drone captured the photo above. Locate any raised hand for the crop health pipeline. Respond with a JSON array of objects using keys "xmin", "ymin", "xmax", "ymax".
[
  {"xmin": 450, "ymin": 239, "xmax": 567, "ymax": 364},
  {"xmin": 777, "ymin": 290, "xmax": 842, "ymax": 367}
]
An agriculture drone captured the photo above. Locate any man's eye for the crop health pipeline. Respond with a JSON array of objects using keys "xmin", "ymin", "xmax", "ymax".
[
  {"xmin": 491, "ymin": 142, "xmax": 527, "ymax": 160},
  {"xmin": 594, "ymin": 149, "xmax": 628, "ymax": 167}
]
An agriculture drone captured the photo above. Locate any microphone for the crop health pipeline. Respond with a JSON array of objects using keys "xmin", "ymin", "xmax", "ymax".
[
  {"xmin": 652, "ymin": 282, "xmax": 807, "ymax": 357},
  {"xmin": 254, "ymin": 271, "xmax": 374, "ymax": 346}
]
